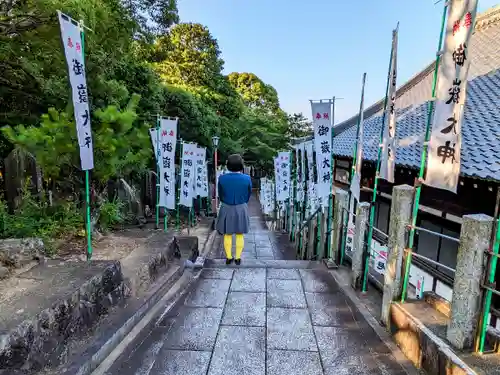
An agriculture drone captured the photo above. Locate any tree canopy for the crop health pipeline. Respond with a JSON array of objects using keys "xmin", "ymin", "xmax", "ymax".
[{"xmin": 0, "ymin": 0, "xmax": 312, "ymax": 180}]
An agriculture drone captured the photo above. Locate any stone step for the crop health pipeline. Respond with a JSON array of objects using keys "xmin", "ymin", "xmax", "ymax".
[{"xmin": 204, "ymin": 258, "xmax": 321, "ymax": 269}]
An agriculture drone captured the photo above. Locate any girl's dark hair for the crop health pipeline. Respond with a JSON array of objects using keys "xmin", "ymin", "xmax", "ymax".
[{"xmin": 227, "ymin": 154, "xmax": 244, "ymax": 172}]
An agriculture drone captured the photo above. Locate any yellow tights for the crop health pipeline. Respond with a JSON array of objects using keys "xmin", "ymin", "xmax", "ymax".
[{"xmin": 223, "ymin": 234, "xmax": 244, "ymax": 260}]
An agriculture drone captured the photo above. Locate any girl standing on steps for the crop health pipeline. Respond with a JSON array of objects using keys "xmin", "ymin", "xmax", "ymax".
[{"xmin": 216, "ymin": 154, "xmax": 252, "ymax": 265}]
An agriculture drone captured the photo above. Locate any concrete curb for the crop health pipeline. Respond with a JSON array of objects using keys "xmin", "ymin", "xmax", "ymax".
[
  {"xmin": 89, "ymin": 269, "xmax": 198, "ymax": 375},
  {"xmin": 78, "ymin": 225, "xmax": 215, "ymax": 375},
  {"xmin": 200, "ymin": 223, "xmax": 217, "ymax": 258},
  {"xmin": 329, "ymin": 270, "xmax": 424, "ymax": 375},
  {"xmin": 64, "ymin": 263, "xmax": 186, "ymax": 375}
]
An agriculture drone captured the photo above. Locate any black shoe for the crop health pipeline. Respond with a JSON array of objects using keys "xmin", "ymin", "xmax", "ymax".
[
  {"xmin": 226, "ymin": 258, "xmax": 234, "ymax": 265},
  {"xmin": 235, "ymin": 259, "xmax": 241, "ymax": 266}
]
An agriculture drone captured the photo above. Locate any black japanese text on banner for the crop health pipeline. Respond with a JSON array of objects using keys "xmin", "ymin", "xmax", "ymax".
[
  {"xmin": 58, "ymin": 12, "xmax": 94, "ymax": 171},
  {"xmin": 195, "ymin": 147, "xmax": 207, "ymax": 196},
  {"xmin": 277, "ymin": 151, "xmax": 291, "ymax": 202},
  {"xmin": 305, "ymin": 141, "xmax": 317, "ymax": 215},
  {"xmin": 425, "ymin": 0, "xmax": 477, "ymax": 192},
  {"xmin": 274, "ymin": 157, "xmax": 282, "ymax": 203},
  {"xmin": 180, "ymin": 143, "xmax": 196, "ymax": 207},
  {"xmin": 311, "ymin": 102, "xmax": 332, "ymax": 207},
  {"xmin": 295, "ymin": 144, "xmax": 304, "ymax": 203},
  {"xmin": 380, "ymin": 28, "xmax": 398, "ymax": 183},
  {"xmin": 158, "ymin": 118, "xmax": 178, "ymax": 210},
  {"xmin": 300, "ymin": 142, "xmax": 306, "ymax": 203}
]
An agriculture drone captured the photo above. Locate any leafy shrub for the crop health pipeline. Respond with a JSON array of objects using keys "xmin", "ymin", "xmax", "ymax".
[
  {"xmin": 98, "ymin": 199, "xmax": 127, "ymax": 232},
  {"xmin": 0, "ymin": 185, "xmax": 84, "ymax": 254}
]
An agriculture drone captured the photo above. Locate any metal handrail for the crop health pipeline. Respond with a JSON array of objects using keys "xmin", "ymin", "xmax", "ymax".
[
  {"xmin": 406, "ymin": 224, "xmax": 460, "ymax": 243},
  {"xmin": 298, "ymin": 206, "xmax": 322, "ymax": 231},
  {"xmin": 372, "ymin": 226, "xmax": 388, "ymax": 238},
  {"xmin": 403, "ymin": 248, "xmax": 456, "ymax": 274}
]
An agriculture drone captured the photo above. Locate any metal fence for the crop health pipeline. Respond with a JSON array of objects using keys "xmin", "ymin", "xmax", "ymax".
[
  {"xmin": 401, "ymin": 224, "xmax": 459, "ymax": 302},
  {"xmin": 338, "ymin": 206, "xmax": 460, "ymax": 299}
]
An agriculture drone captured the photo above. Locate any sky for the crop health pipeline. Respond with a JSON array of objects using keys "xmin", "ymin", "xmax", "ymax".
[{"xmin": 177, "ymin": 0, "xmax": 499, "ymax": 125}]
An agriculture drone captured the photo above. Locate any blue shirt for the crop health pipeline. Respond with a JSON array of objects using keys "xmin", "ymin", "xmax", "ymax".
[{"xmin": 218, "ymin": 172, "xmax": 252, "ymax": 205}]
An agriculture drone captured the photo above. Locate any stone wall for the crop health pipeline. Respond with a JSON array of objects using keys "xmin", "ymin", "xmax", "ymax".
[
  {"xmin": 389, "ymin": 303, "xmax": 476, "ymax": 375},
  {"xmin": 0, "ymin": 234, "xmax": 190, "ymax": 372},
  {"xmin": 0, "ymin": 261, "xmax": 124, "ymax": 371}
]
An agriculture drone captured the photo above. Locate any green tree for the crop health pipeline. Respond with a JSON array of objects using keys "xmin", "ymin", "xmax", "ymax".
[
  {"xmin": 122, "ymin": 0, "xmax": 179, "ymax": 34},
  {"xmin": 231, "ymin": 108, "xmax": 289, "ymax": 169},
  {"xmin": 286, "ymin": 112, "xmax": 312, "ymax": 138},
  {"xmin": 2, "ymin": 94, "xmax": 151, "ymax": 188},
  {"xmin": 228, "ymin": 72, "xmax": 280, "ymax": 114},
  {"xmin": 154, "ymin": 23, "xmax": 224, "ymax": 90}
]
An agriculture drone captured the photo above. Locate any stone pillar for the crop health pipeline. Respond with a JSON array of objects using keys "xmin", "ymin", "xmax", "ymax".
[
  {"xmin": 447, "ymin": 214, "xmax": 494, "ymax": 350},
  {"xmin": 381, "ymin": 184, "xmax": 414, "ymax": 326},
  {"xmin": 318, "ymin": 209, "xmax": 327, "ymax": 260},
  {"xmin": 331, "ymin": 188, "xmax": 348, "ymax": 263},
  {"xmin": 307, "ymin": 217, "xmax": 317, "ymax": 260},
  {"xmin": 351, "ymin": 202, "xmax": 370, "ymax": 290}
]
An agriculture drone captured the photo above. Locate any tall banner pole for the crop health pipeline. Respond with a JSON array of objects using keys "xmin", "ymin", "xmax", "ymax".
[
  {"xmin": 401, "ymin": 2, "xmax": 450, "ymax": 302},
  {"xmin": 363, "ymin": 25, "xmax": 398, "ymax": 293},
  {"xmin": 214, "ymin": 147, "xmax": 219, "ymax": 215},
  {"xmin": 157, "ymin": 117, "xmax": 178, "ymax": 232},
  {"xmin": 176, "ymin": 139, "xmax": 183, "ymax": 231},
  {"xmin": 340, "ymin": 73, "xmax": 366, "ymax": 265},
  {"xmin": 80, "ymin": 24, "xmax": 93, "ymax": 261},
  {"xmin": 155, "ymin": 114, "xmax": 161, "ymax": 230},
  {"xmin": 290, "ymin": 150, "xmax": 297, "ymax": 241},
  {"xmin": 77, "ymin": 24, "xmax": 89, "ymax": 262},
  {"xmin": 326, "ymin": 97, "xmax": 335, "ymax": 259},
  {"xmin": 58, "ymin": 13, "xmax": 95, "ymax": 260},
  {"xmin": 311, "ymin": 99, "xmax": 333, "ymax": 259}
]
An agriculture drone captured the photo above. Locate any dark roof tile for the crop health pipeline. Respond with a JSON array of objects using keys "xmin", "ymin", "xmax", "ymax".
[{"xmin": 333, "ymin": 7, "xmax": 500, "ymax": 181}]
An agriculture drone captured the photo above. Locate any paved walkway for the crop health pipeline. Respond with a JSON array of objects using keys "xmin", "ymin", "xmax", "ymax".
[
  {"xmin": 207, "ymin": 195, "xmax": 297, "ymax": 261},
  {"xmin": 106, "ymin": 197, "xmax": 408, "ymax": 375}
]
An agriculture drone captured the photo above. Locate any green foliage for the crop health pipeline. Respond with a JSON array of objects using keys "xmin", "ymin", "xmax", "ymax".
[
  {"xmin": 234, "ymin": 108, "xmax": 289, "ymax": 170},
  {"xmin": 154, "ymin": 23, "xmax": 224, "ymax": 90},
  {"xmin": 2, "ymin": 94, "xmax": 152, "ymax": 185},
  {"xmin": 286, "ymin": 112, "xmax": 313, "ymax": 138},
  {"xmin": 0, "ymin": 185, "xmax": 84, "ymax": 251},
  {"xmin": 98, "ymin": 198, "xmax": 126, "ymax": 232},
  {"xmin": 123, "ymin": 0, "xmax": 179, "ymax": 35},
  {"xmin": 228, "ymin": 72, "xmax": 280, "ymax": 114},
  {"xmin": 0, "ymin": 0, "xmax": 306, "ymax": 245}
]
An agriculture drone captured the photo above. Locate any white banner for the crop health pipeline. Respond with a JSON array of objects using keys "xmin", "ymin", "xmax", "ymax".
[
  {"xmin": 149, "ymin": 128, "xmax": 160, "ymax": 163},
  {"xmin": 274, "ymin": 157, "xmax": 283, "ymax": 204},
  {"xmin": 305, "ymin": 141, "xmax": 317, "ymax": 216},
  {"xmin": 58, "ymin": 12, "xmax": 94, "ymax": 171},
  {"xmin": 380, "ymin": 28, "xmax": 398, "ymax": 183},
  {"xmin": 296, "ymin": 143, "xmax": 306, "ymax": 203},
  {"xmin": 200, "ymin": 162, "xmax": 209, "ymax": 198},
  {"xmin": 311, "ymin": 102, "xmax": 332, "ymax": 207},
  {"xmin": 194, "ymin": 147, "xmax": 207, "ymax": 196},
  {"xmin": 300, "ymin": 142, "xmax": 306, "ymax": 203},
  {"xmin": 180, "ymin": 143, "xmax": 196, "ymax": 207},
  {"xmin": 277, "ymin": 151, "xmax": 291, "ymax": 202},
  {"xmin": 425, "ymin": 1, "xmax": 477, "ymax": 192},
  {"xmin": 158, "ymin": 118, "xmax": 178, "ymax": 209},
  {"xmin": 260, "ymin": 178, "xmax": 275, "ymax": 215},
  {"xmin": 350, "ymin": 74, "xmax": 367, "ymax": 203}
]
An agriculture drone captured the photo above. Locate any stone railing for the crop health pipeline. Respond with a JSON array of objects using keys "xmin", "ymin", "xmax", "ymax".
[{"xmin": 282, "ymin": 184, "xmax": 495, "ymax": 357}]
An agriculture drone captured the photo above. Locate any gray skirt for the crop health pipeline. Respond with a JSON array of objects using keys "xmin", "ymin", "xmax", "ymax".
[{"xmin": 216, "ymin": 203, "xmax": 250, "ymax": 234}]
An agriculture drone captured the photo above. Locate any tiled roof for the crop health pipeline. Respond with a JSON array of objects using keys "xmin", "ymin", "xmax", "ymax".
[{"xmin": 332, "ymin": 5, "xmax": 500, "ymax": 181}]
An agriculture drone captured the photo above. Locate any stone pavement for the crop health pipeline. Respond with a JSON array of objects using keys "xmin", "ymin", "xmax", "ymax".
[
  {"xmin": 105, "ymin": 197, "xmax": 409, "ymax": 375},
  {"xmin": 207, "ymin": 195, "xmax": 296, "ymax": 261}
]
